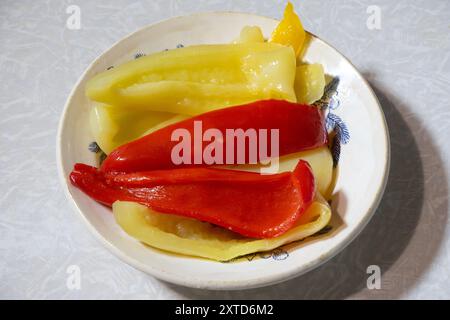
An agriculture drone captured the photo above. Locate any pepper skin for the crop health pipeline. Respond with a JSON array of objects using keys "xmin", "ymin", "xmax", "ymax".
[
  {"xmin": 100, "ymin": 99, "xmax": 327, "ymax": 173},
  {"xmin": 70, "ymin": 160, "xmax": 315, "ymax": 239},
  {"xmin": 85, "ymin": 42, "xmax": 296, "ymax": 115},
  {"xmin": 270, "ymin": 2, "xmax": 306, "ymax": 57}
]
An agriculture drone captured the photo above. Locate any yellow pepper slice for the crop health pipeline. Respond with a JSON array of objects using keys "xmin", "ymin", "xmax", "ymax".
[
  {"xmin": 224, "ymin": 146, "xmax": 333, "ymax": 198},
  {"xmin": 281, "ymin": 147, "xmax": 333, "ymax": 198},
  {"xmin": 90, "ymin": 104, "xmax": 189, "ymax": 154},
  {"xmin": 86, "ymin": 43, "xmax": 296, "ymax": 115},
  {"xmin": 113, "ymin": 195, "xmax": 331, "ymax": 261},
  {"xmin": 234, "ymin": 26, "xmax": 265, "ymax": 43},
  {"xmin": 294, "ymin": 63, "xmax": 326, "ymax": 104},
  {"xmin": 89, "ymin": 104, "xmax": 176, "ymax": 154},
  {"xmin": 89, "ymin": 62, "xmax": 326, "ymax": 154},
  {"xmin": 270, "ymin": 2, "xmax": 306, "ymax": 57},
  {"xmin": 88, "ymin": 37, "xmax": 295, "ymax": 153}
]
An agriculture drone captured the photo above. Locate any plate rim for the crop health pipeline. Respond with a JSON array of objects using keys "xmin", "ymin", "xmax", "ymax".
[{"xmin": 56, "ymin": 11, "xmax": 391, "ymax": 290}]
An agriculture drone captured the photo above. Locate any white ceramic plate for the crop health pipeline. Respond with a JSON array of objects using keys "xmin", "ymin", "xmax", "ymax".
[{"xmin": 57, "ymin": 12, "xmax": 390, "ymax": 290}]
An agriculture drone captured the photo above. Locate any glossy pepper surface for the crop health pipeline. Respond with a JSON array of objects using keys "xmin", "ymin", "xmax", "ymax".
[
  {"xmin": 100, "ymin": 99, "xmax": 327, "ymax": 173},
  {"xmin": 270, "ymin": 2, "xmax": 306, "ymax": 57},
  {"xmin": 85, "ymin": 43, "xmax": 296, "ymax": 115},
  {"xmin": 70, "ymin": 160, "xmax": 315, "ymax": 238}
]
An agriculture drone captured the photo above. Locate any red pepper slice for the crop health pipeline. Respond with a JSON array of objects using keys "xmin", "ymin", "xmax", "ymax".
[
  {"xmin": 100, "ymin": 99, "xmax": 326, "ymax": 173},
  {"xmin": 70, "ymin": 160, "xmax": 315, "ymax": 238}
]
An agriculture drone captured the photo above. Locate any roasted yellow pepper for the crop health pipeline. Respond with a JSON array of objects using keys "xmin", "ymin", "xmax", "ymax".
[
  {"xmin": 90, "ymin": 104, "xmax": 188, "ymax": 154},
  {"xmin": 89, "ymin": 104, "xmax": 175, "ymax": 154},
  {"xmin": 270, "ymin": 2, "xmax": 306, "ymax": 57},
  {"xmin": 89, "ymin": 20, "xmax": 325, "ymax": 154},
  {"xmin": 223, "ymin": 146, "xmax": 333, "ymax": 197},
  {"xmin": 90, "ymin": 62, "xmax": 325, "ymax": 155},
  {"xmin": 113, "ymin": 195, "xmax": 331, "ymax": 261},
  {"xmin": 295, "ymin": 64, "xmax": 326, "ymax": 104},
  {"xmin": 234, "ymin": 26, "xmax": 265, "ymax": 43},
  {"xmin": 86, "ymin": 43, "xmax": 296, "ymax": 115}
]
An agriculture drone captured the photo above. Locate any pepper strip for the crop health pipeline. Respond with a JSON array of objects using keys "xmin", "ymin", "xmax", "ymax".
[
  {"xmin": 70, "ymin": 160, "xmax": 315, "ymax": 239},
  {"xmin": 100, "ymin": 99, "xmax": 327, "ymax": 173}
]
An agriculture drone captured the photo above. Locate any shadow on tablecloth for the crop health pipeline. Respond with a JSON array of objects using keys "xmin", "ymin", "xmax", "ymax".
[{"xmin": 164, "ymin": 80, "xmax": 448, "ymax": 299}]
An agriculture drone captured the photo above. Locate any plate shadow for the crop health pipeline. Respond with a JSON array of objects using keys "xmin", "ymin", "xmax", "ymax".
[{"xmin": 163, "ymin": 80, "xmax": 448, "ymax": 299}]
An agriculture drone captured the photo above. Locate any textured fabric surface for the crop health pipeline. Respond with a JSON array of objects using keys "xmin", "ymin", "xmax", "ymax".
[{"xmin": 0, "ymin": 0, "xmax": 449, "ymax": 299}]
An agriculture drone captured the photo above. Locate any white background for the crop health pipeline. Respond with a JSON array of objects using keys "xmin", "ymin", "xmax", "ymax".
[{"xmin": 0, "ymin": 0, "xmax": 449, "ymax": 299}]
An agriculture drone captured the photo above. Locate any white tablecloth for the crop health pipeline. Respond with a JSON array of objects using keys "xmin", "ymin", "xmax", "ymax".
[{"xmin": 1, "ymin": 0, "xmax": 449, "ymax": 299}]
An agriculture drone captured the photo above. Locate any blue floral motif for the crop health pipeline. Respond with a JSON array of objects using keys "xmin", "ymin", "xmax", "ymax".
[
  {"xmin": 134, "ymin": 52, "xmax": 146, "ymax": 59},
  {"xmin": 313, "ymin": 76, "xmax": 350, "ymax": 167},
  {"xmin": 326, "ymin": 113, "xmax": 350, "ymax": 144},
  {"xmin": 328, "ymin": 97, "xmax": 340, "ymax": 110},
  {"xmin": 99, "ymin": 151, "xmax": 107, "ymax": 165},
  {"xmin": 313, "ymin": 76, "xmax": 340, "ymax": 111},
  {"xmin": 162, "ymin": 44, "xmax": 183, "ymax": 52},
  {"xmin": 258, "ymin": 252, "xmax": 273, "ymax": 259},
  {"xmin": 244, "ymin": 248, "xmax": 290, "ymax": 262},
  {"xmin": 221, "ymin": 249, "xmax": 289, "ymax": 263},
  {"xmin": 330, "ymin": 131, "xmax": 341, "ymax": 167},
  {"xmin": 312, "ymin": 225, "xmax": 333, "ymax": 236},
  {"xmin": 246, "ymin": 253, "xmax": 257, "ymax": 262},
  {"xmin": 88, "ymin": 141, "xmax": 100, "ymax": 153},
  {"xmin": 271, "ymin": 248, "xmax": 289, "ymax": 261}
]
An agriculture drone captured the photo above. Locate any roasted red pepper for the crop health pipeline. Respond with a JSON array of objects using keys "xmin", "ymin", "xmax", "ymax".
[
  {"xmin": 70, "ymin": 160, "xmax": 315, "ymax": 238},
  {"xmin": 100, "ymin": 99, "xmax": 326, "ymax": 173}
]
